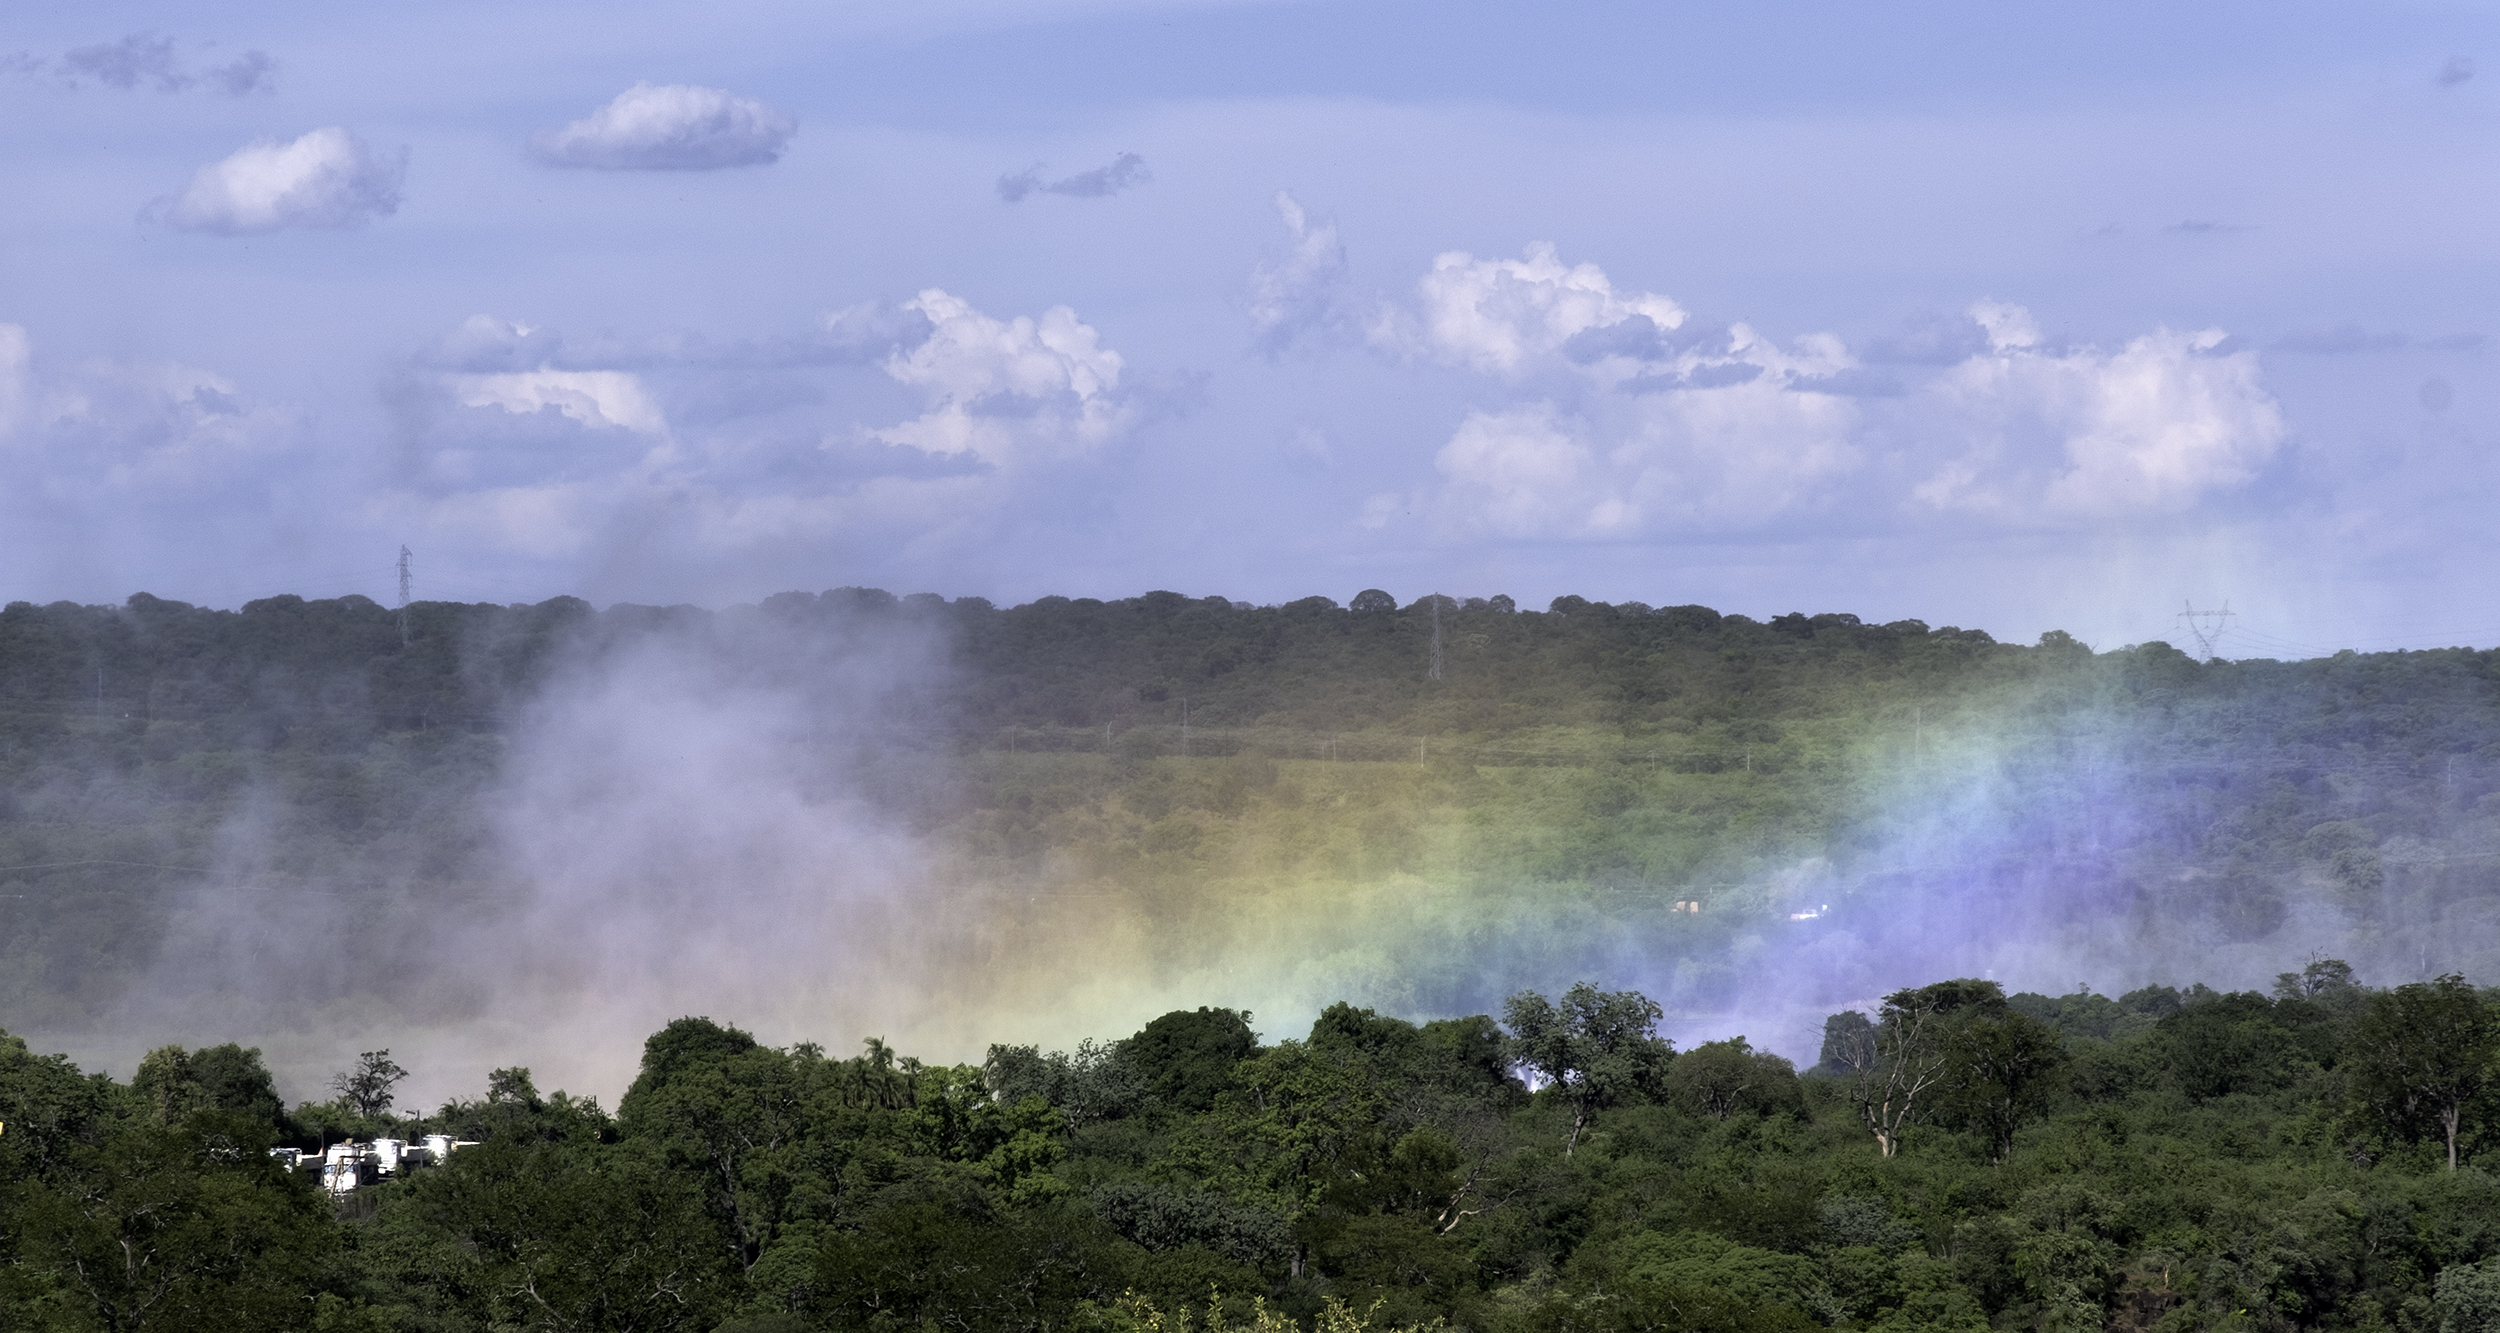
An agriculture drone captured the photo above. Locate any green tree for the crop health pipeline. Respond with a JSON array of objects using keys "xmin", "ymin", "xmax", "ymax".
[
  {"xmin": 0, "ymin": 1028, "xmax": 125, "ymax": 1181},
  {"xmin": 1662, "ymin": 1037, "xmax": 1801, "ymax": 1122},
  {"xmin": 392, "ymin": 1136, "xmax": 730, "ymax": 1332},
  {"xmin": 329, "ymin": 1050, "xmax": 408, "ymax": 1121},
  {"xmin": 130, "ymin": 1044, "xmax": 284, "ymax": 1129},
  {"xmin": 2345, "ymin": 974, "xmax": 2500, "ymax": 1170},
  {"xmin": 2437, "ymin": 1257, "xmax": 2500, "ymax": 1333},
  {"xmin": 13, "ymin": 1114, "xmax": 336, "ymax": 1331},
  {"xmin": 1501, "ymin": 983, "xmax": 1673, "ymax": 1155},
  {"xmin": 1125, "ymin": 1008, "xmax": 1260, "ymax": 1114},
  {"xmin": 1832, "ymin": 979, "xmax": 2004, "ymax": 1158},
  {"xmin": 615, "ymin": 1017, "xmax": 828, "ymax": 1274},
  {"xmin": 1938, "ymin": 1010, "xmax": 2066, "ymax": 1164}
]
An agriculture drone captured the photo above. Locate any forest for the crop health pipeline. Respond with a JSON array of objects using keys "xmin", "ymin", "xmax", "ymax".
[
  {"xmin": 6, "ymin": 964, "xmax": 2500, "ymax": 1331},
  {"xmin": 4, "ymin": 586, "xmax": 2499, "ymax": 1031},
  {"xmin": 7, "ymin": 586, "xmax": 2500, "ymax": 1328}
]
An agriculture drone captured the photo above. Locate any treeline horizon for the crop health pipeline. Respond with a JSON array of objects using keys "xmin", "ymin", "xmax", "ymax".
[{"xmin": 6, "ymin": 961, "xmax": 2500, "ymax": 1331}]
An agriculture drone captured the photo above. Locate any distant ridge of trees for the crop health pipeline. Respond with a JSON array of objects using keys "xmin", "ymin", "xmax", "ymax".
[{"xmin": 8, "ymin": 585, "xmax": 2500, "ymax": 1033}]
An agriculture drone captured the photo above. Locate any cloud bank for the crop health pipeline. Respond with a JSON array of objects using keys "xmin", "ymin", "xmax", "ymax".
[
  {"xmin": 1351, "ymin": 241, "xmax": 2287, "ymax": 541},
  {"xmin": 532, "ymin": 83, "xmax": 797, "ymax": 170},
  {"xmin": 157, "ymin": 128, "xmax": 406, "ymax": 234},
  {"xmin": 382, "ymin": 289, "xmax": 1150, "ymax": 577}
]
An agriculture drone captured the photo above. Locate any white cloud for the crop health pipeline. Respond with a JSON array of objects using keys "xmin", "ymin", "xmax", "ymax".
[
  {"xmin": 1430, "ymin": 407, "xmax": 1600, "ymax": 537},
  {"xmin": 1917, "ymin": 314, "xmax": 2284, "ymax": 518},
  {"xmin": 0, "ymin": 324, "xmax": 29, "ymax": 435},
  {"xmin": 873, "ymin": 288, "xmax": 1130, "ymax": 463},
  {"xmin": 1249, "ymin": 192, "xmax": 1354, "ymax": 357},
  {"xmin": 159, "ymin": 128, "xmax": 405, "ymax": 234},
  {"xmin": 388, "ymin": 292, "xmax": 1143, "ymax": 569},
  {"xmin": 1394, "ymin": 241, "xmax": 1686, "ymax": 374},
  {"xmin": 1374, "ymin": 251, "xmax": 2281, "ymax": 540},
  {"xmin": 532, "ymin": 83, "xmax": 796, "ymax": 170},
  {"xmin": 448, "ymin": 370, "xmax": 669, "ymax": 435},
  {"xmin": 1419, "ymin": 382, "xmax": 1861, "ymax": 540},
  {"xmin": 1370, "ymin": 243, "xmax": 1859, "ymax": 537},
  {"xmin": 1968, "ymin": 300, "xmax": 2041, "ymax": 352}
]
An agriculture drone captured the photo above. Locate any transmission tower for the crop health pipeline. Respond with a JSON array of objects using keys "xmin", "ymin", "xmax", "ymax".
[
  {"xmin": 2177, "ymin": 599, "xmax": 2233, "ymax": 662},
  {"xmin": 1428, "ymin": 594, "xmax": 1445, "ymax": 682},
  {"xmin": 395, "ymin": 546, "xmax": 413, "ymax": 646}
]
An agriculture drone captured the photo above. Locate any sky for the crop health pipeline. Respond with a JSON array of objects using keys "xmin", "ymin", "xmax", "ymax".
[{"xmin": 5, "ymin": 0, "xmax": 2499, "ymax": 657}]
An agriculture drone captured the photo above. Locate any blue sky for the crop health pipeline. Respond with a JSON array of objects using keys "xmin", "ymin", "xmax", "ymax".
[{"xmin": 4, "ymin": 0, "xmax": 2497, "ymax": 656}]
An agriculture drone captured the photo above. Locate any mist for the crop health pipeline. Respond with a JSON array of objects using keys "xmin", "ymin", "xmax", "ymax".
[{"xmin": 7, "ymin": 591, "xmax": 2496, "ymax": 1113}]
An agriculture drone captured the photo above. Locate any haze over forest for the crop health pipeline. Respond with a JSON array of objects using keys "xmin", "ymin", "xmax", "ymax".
[{"xmin": 5, "ymin": 584, "xmax": 2495, "ymax": 1109}]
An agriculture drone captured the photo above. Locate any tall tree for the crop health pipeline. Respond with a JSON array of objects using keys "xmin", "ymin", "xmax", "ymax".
[
  {"xmin": 1501, "ymin": 983, "xmax": 1673, "ymax": 1156},
  {"xmin": 2345, "ymin": 974, "xmax": 2499, "ymax": 1171},
  {"xmin": 330, "ymin": 1050, "xmax": 408, "ymax": 1121},
  {"xmin": 1833, "ymin": 979, "xmax": 2005, "ymax": 1158},
  {"xmin": 1938, "ymin": 1010, "xmax": 2066, "ymax": 1164}
]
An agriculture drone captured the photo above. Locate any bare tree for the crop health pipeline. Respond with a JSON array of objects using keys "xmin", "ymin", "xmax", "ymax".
[{"xmin": 1837, "ymin": 980, "xmax": 2003, "ymax": 1157}]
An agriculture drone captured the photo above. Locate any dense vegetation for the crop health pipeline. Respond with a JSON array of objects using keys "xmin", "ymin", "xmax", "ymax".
[
  {"xmin": 9, "ymin": 966, "xmax": 2500, "ymax": 1331},
  {"xmin": 10, "ymin": 585, "xmax": 2500, "ymax": 1326},
  {"xmin": 4, "ymin": 587, "xmax": 2500, "ymax": 1031}
]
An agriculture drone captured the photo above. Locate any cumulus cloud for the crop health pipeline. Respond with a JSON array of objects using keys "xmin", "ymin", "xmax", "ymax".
[
  {"xmin": 448, "ymin": 371, "xmax": 670, "ymax": 435},
  {"xmin": 1248, "ymin": 193, "xmax": 1355, "ymax": 357},
  {"xmin": 387, "ymin": 292, "xmax": 1146, "ymax": 570},
  {"xmin": 873, "ymin": 289, "xmax": 1131, "ymax": 463},
  {"xmin": 1415, "ymin": 380, "xmax": 1860, "ymax": 540},
  {"xmin": 532, "ymin": 83, "xmax": 797, "ymax": 170},
  {"xmin": 13, "ymin": 32, "xmax": 275, "ymax": 95},
  {"xmin": 1421, "ymin": 407, "xmax": 1599, "ymax": 537},
  {"xmin": 1364, "ymin": 245, "xmax": 2285, "ymax": 541},
  {"xmin": 996, "ymin": 152, "xmax": 1150, "ymax": 202},
  {"xmin": 157, "ymin": 128, "xmax": 405, "ymax": 234},
  {"xmin": 1915, "ymin": 309, "xmax": 2284, "ymax": 518},
  {"xmin": 1389, "ymin": 241, "xmax": 1686, "ymax": 375}
]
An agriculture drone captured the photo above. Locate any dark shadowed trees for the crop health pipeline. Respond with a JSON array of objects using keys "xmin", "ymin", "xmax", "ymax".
[{"xmin": 330, "ymin": 1050, "xmax": 409, "ymax": 1121}]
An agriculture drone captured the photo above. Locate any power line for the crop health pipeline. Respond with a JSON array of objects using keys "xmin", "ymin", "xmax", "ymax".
[{"xmin": 2177, "ymin": 599, "xmax": 2234, "ymax": 662}]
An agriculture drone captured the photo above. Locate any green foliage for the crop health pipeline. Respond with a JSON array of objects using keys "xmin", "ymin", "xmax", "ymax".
[
  {"xmin": 1503, "ymin": 984, "xmax": 1674, "ymax": 1155},
  {"xmin": 9, "ymin": 1113, "xmax": 335, "ymax": 1331},
  {"xmin": 1127, "ymin": 1008, "xmax": 1261, "ymax": 1115},
  {"xmin": 131, "ymin": 1043, "xmax": 284, "ymax": 1130},
  {"xmin": 1660, "ymin": 1039, "xmax": 1800, "ymax": 1123},
  {"xmin": 16, "ymin": 586, "xmax": 2500, "ymax": 1326},
  {"xmin": 2440, "ymin": 1257, "xmax": 2500, "ymax": 1333},
  {"xmin": 7, "ymin": 966, "xmax": 2500, "ymax": 1330},
  {"xmin": 2346, "ymin": 975, "xmax": 2500, "ymax": 1170}
]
